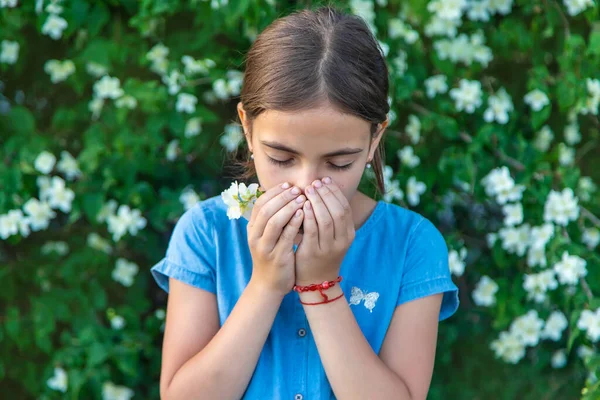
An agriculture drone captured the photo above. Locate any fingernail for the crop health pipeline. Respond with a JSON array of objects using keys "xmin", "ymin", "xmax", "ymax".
[
  {"xmin": 282, "ymin": 182, "xmax": 290, "ymax": 189},
  {"xmin": 305, "ymin": 201, "xmax": 312, "ymax": 210},
  {"xmin": 323, "ymin": 177, "xmax": 332, "ymax": 184},
  {"xmin": 314, "ymin": 180, "xmax": 322, "ymax": 188},
  {"xmin": 306, "ymin": 186, "xmax": 314, "ymax": 194},
  {"xmin": 296, "ymin": 195, "xmax": 306, "ymax": 203},
  {"xmin": 291, "ymin": 187, "xmax": 300, "ymax": 195}
]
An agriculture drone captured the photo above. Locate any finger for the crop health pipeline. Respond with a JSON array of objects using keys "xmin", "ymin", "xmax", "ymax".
[
  {"xmin": 249, "ymin": 185, "xmax": 302, "ymax": 242},
  {"xmin": 274, "ymin": 208, "xmax": 304, "ymax": 252},
  {"xmin": 305, "ymin": 182, "xmax": 334, "ymax": 248},
  {"xmin": 315, "ymin": 178, "xmax": 347, "ymax": 241},
  {"xmin": 302, "ymin": 200, "xmax": 318, "ymax": 249},
  {"xmin": 260, "ymin": 194, "xmax": 306, "ymax": 252},
  {"xmin": 321, "ymin": 178, "xmax": 354, "ymax": 240},
  {"xmin": 249, "ymin": 182, "xmax": 291, "ymax": 226}
]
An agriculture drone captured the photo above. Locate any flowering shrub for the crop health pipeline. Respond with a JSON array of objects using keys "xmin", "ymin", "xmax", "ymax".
[{"xmin": 1, "ymin": 0, "xmax": 599, "ymax": 399}]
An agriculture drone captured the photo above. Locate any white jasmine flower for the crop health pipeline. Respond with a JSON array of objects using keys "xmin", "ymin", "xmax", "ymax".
[
  {"xmin": 472, "ymin": 275, "xmax": 499, "ymax": 306},
  {"xmin": 498, "ymin": 223, "xmax": 530, "ymax": 256},
  {"xmin": 0, "ymin": 209, "xmax": 30, "ymax": 239},
  {"xmin": 41, "ymin": 241, "xmax": 69, "ymax": 256},
  {"xmin": 582, "ymin": 228, "xmax": 600, "ymax": 249},
  {"xmin": 219, "ymin": 124, "xmax": 244, "ymax": 152},
  {"xmin": 564, "ymin": 121, "xmax": 581, "ymax": 145},
  {"xmin": 434, "ymin": 33, "xmax": 493, "ymax": 67},
  {"xmin": 551, "ymin": 349, "xmax": 567, "ymax": 368},
  {"xmin": 46, "ymin": 367, "xmax": 68, "ymax": 392},
  {"xmin": 155, "ymin": 308, "xmax": 166, "ymax": 320},
  {"xmin": 425, "ymin": 15, "xmax": 461, "ymax": 38},
  {"xmin": 427, "ymin": 0, "xmax": 468, "ymax": 20},
  {"xmin": 388, "ymin": 18, "xmax": 419, "ymax": 43},
  {"xmin": 94, "ymin": 76, "xmax": 124, "ymax": 99},
  {"xmin": 383, "ymin": 179, "xmax": 404, "ymax": 203},
  {"xmin": 397, "ymin": 146, "xmax": 421, "ymax": 168},
  {"xmin": 44, "ymin": 59, "xmax": 75, "ymax": 83},
  {"xmin": 162, "ymin": 69, "xmax": 186, "ymax": 95},
  {"xmin": 502, "ymin": 202, "xmax": 523, "ymax": 226},
  {"xmin": 510, "ymin": 310, "xmax": 544, "ymax": 347},
  {"xmin": 533, "ymin": 125, "xmax": 554, "ymax": 152},
  {"xmin": 0, "ymin": 0, "xmax": 18, "ymax": 8},
  {"xmin": 34, "ymin": 151, "xmax": 56, "ymax": 174},
  {"xmin": 106, "ymin": 205, "xmax": 147, "ymax": 242},
  {"xmin": 391, "ymin": 51, "xmax": 408, "ymax": 76},
  {"xmin": 97, "ymin": 200, "xmax": 118, "ymax": 223},
  {"xmin": 488, "ymin": 0, "xmax": 514, "ymax": 15},
  {"xmin": 185, "ymin": 117, "xmax": 202, "ymax": 138},
  {"xmin": 486, "ymin": 232, "xmax": 498, "ymax": 247},
  {"xmin": 221, "ymin": 181, "xmax": 264, "ymax": 220},
  {"xmin": 86, "ymin": 61, "xmax": 108, "ymax": 77},
  {"xmin": 484, "ymin": 88, "xmax": 513, "ymax": 124},
  {"xmin": 577, "ymin": 344, "xmax": 595, "ymax": 360},
  {"xmin": 541, "ymin": 311, "xmax": 568, "ymax": 341},
  {"xmin": 467, "ymin": 0, "xmax": 491, "ymax": 21},
  {"xmin": 553, "ymin": 251, "xmax": 587, "ymax": 285},
  {"xmin": 490, "ymin": 330, "xmax": 526, "ymax": 364},
  {"xmin": 0, "ymin": 40, "xmax": 19, "ymax": 64},
  {"xmin": 42, "ymin": 14, "xmax": 68, "ymax": 40},
  {"xmin": 529, "ymin": 223, "xmax": 555, "ymax": 249},
  {"xmin": 44, "ymin": 176, "xmax": 75, "ymax": 213},
  {"xmin": 526, "ymin": 245, "xmax": 547, "ymax": 268},
  {"xmin": 23, "ymin": 198, "xmax": 56, "ymax": 231},
  {"xmin": 543, "ymin": 188, "xmax": 579, "ymax": 226},
  {"xmin": 577, "ymin": 176, "xmax": 597, "ymax": 202},
  {"xmin": 89, "ymin": 98, "xmax": 104, "ymax": 120},
  {"xmin": 87, "ymin": 233, "xmax": 113, "ymax": 254},
  {"xmin": 563, "ymin": 0, "xmax": 594, "ymax": 16},
  {"xmin": 450, "ymin": 79, "xmax": 483, "ymax": 113},
  {"xmin": 558, "ymin": 143, "xmax": 575, "ymax": 166},
  {"xmin": 181, "ymin": 55, "xmax": 215, "ymax": 76},
  {"xmin": 424, "ymin": 75, "xmax": 448, "ymax": 98},
  {"xmin": 112, "ymin": 258, "xmax": 139, "ymax": 287},
  {"xmin": 577, "ymin": 308, "xmax": 600, "ymax": 342},
  {"xmin": 449, "ymin": 247, "xmax": 467, "ymax": 276},
  {"xmin": 406, "ymin": 176, "xmax": 426, "ymax": 206},
  {"xmin": 524, "ymin": 89, "xmax": 550, "ymax": 112},
  {"xmin": 146, "ymin": 43, "xmax": 169, "ymax": 63},
  {"xmin": 404, "ymin": 115, "xmax": 421, "ymax": 144},
  {"xmin": 166, "ymin": 139, "xmax": 179, "ymax": 161},
  {"xmin": 110, "ymin": 315, "xmax": 125, "ymax": 330},
  {"xmin": 175, "ymin": 93, "xmax": 197, "ymax": 114},
  {"xmin": 114, "ymin": 95, "xmax": 137, "ymax": 110},
  {"xmin": 523, "ymin": 270, "xmax": 557, "ymax": 303},
  {"xmin": 57, "ymin": 151, "xmax": 82, "ymax": 180},
  {"xmin": 179, "ymin": 187, "xmax": 201, "ymax": 211}
]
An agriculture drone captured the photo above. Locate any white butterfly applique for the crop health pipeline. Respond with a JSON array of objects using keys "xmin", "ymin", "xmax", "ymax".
[{"xmin": 349, "ymin": 286, "xmax": 380, "ymax": 313}]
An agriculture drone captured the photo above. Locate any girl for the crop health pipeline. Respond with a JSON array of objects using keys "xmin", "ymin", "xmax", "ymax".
[{"xmin": 151, "ymin": 6, "xmax": 459, "ymax": 400}]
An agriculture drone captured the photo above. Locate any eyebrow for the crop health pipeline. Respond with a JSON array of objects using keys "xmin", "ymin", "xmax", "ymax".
[{"xmin": 260, "ymin": 140, "xmax": 364, "ymax": 157}]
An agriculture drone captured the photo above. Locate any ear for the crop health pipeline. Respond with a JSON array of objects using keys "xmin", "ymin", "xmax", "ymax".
[
  {"xmin": 237, "ymin": 102, "xmax": 253, "ymax": 153},
  {"xmin": 367, "ymin": 117, "xmax": 389, "ymax": 161}
]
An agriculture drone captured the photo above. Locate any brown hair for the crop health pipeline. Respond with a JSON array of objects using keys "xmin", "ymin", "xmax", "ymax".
[{"xmin": 229, "ymin": 4, "xmax": 389, "ymax": 195}]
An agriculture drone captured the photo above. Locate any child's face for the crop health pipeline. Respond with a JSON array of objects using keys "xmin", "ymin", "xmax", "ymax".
[{"xmin": 238, "ymin": 103, "xmax": 384, "ymax": 204}]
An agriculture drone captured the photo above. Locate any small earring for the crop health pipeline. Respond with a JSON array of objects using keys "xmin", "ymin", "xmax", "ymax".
[
  {"xmin": 366, "ymin": 161, "xmax": 372, "ymax": 169},
  {"xmin": 250, "ymin": 154, "xmax": 254, "ymax": 160}
]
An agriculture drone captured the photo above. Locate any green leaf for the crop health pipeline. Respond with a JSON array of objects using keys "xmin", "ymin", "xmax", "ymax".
[
  {"xmin": 530, "ymin": 104, "xmax": 552, "ymax": 130},
  {"xmin": 6, "ymin": 106, "xmax": 35, "ymax": 136},
  {"xmin": 86, "ymin": 342, "xmax": 109, "ymax": 368}
]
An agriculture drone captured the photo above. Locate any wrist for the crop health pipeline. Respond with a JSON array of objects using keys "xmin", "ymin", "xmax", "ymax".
[
  {"xmin": 247, "ymin": 279, "xmax": 287, "ymax": 302},
  {"xmin": 297, "ymin": 284, "xmax": 343, "ymax": 303}
]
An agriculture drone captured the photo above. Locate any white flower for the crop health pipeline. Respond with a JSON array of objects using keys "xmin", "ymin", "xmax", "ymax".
[
  {"xmin": 87, "ymin": 233, "xmax": 113, "ymax": 254},
  {"xmin": 0, "ymin": 40, "xmax": 19, "ymax": 64},
  {"xmin": 112, "ymin": 258, "xmax": 139, "ymax": 287},
  {"xmin": 467, "ymin": 0, "xmax": 491, "ymax": 21},
  {"xmin": 34, "ymin": 151, "xmax": 56, "ymax": 174},
  {"xmin": 176, "ymin": 93, "xmax": 197, "ymax": 114},
  {"xmin": 427, "ymin": 0, "xmax": 468, "ymax": 20},
  {"xmin": 181, "ymin": 55, "xmax": 215, "ymax": 76},
  {"xmin": 397, "ymin": 146, "xmax": 421, "ymax": 168},
  {"xmin": 166, "ymin": 139, "xmax": 179, "ymax": 161},
  {"xmin": 406, "ymin": 176, "xmax": 426, "ymax": 206},
  {"xmin": 221, "ymin": 181, "xmax": 263, "ymax": 220},
  {"xmin": 424, "ymin": 75, "xmax": 448, "ymax": 98},
  {"xmin": 89, "ymin": 98, "xmax": 104, "ymax": 120},
  {"xmin": 472, "ymin": 275, "xmax": 499, "ymax": 306},
  {"xmin": 541, "ymin": 311, "xmax": 568, "ymax": 341},
  {"xmin": 563, "ymin": 0, "xmax": 594, "ymax": 16},
  {"xmin": 86, "ymin": 61, "xmax": 108, "ymax": 77},
  {"xmin": 42, "ymin": 14, "xmax": 68, "ymax": 40},
  {"xmin": 45, "ymin": 2, "xmax": 63, "ymax": 14},
  {"xmin": 486, "ymin": 232, "xmax": 498, "ymax": 248},
  {"xmin": 582, "ymin": 228, "xmax": 600, "ymax": 249},
  {"xmin": 388, "ymin": 18, "xmax": 419, "ymax": 43},
  {"xmin": 526, "ymin": 245, "xmax": 547, "ymax": 268},
  {"xmin": 488, "ymin": 0, "xmax": 514, "ymax": 14},
  {"xmin": 41, "ymin": 241, "xmax": 69, "ymax": 256},
  {"xmin": 146, "ymin": 43, "xmax": 169, "ymax": 63},
  {"xmin": 155, "ymin": 308, "xmax": 166, "ymax": 320},
  {"xmin": 502, "ymin": 203, "xmax": 523, "ymax": 226},
  {"xmin": 0, "ymin": 209, "xmax": 30, "ymax": 239},
  {"xmin": 212, "ymin": 71, "xmax": 244, "ymax": 100},
  {"xmin": 110, "ymin": 315, "xmax": 125, "ymax": 330},
  {"xmin": 558, "ymin": 143, "xmax": 575, "ymax": 166},
  {"xmin": 481, "ymin": 166, "xmax": 521, "ymax": 204},
  {"xmin": 564, "ymin": 121, "xmax": 581, "ymax": 145},
  {"xmin": 405, "ymin": 115, "xmax": 421, "ymax": 144},
  {"xmin": 524, "ymin": 89, "xmax": 550, "ymax": 112},
  {"xmin": 450, "ymin": 79, "xmax": 483, "ymax": 113},
  {"xmin": 577, "ymin": 308, "xmax": 600, "ymax": 342},
  {"xmin": 97, "ymin": 200, "xmax": 118, "ymax": 223},
  {"xmin": 543, "ymin": 188, "xmax": 579, "ymax": 226},
  {"xmin": 434, "ymin": 33, "xmax": 493, "ymax": 67},
  {"xmin": 391, "ymin": 51, "xmax": 408, "ymax": 76},
  {"xmin": 553, "ymin": 251, "xmax": 587, "ymax": 285},
  {"xmin": 383, "ymin": 180, "xmax": 404, "ymax": 203},
  {"xmin": 180, "ymin": 187, "xmax": 201, "ymax": 211},
  {"xmin": 0, "ymin": 0, "xmax": 18, "ymax": 8},
  {"xmin": 533, "ymin": 125, "xmax": 554, "ymax": 152},
  {"xmin": 106, "ymin": 205, "xmax": 147, "ymax": 241},
  {"xmin": 114, "ymin": 95, "xmax": 137, "ymax": 110},
  {"xmin": 577, "ymin": 344, "xmax": 596, "ymax": 360},
  {"xmin": 498, "ymin": 223, "xmax": 530, "ymax": 256},
  {"xmin": 449, "ymin": 247, "xmax": 467, "ymax": 276},
  {"xmin": 162, "ymin": 69, "xmax": 186, "ymax": 95},
  {"xmin": 483, "ymin": 88, "xmax": 513, "ymax": 124},
  {"xmin": 577, "ymin": 176, "xmax": 597, "ymax": 202},
  {"xmin": 510, "ymin": 310, "xmax": 544, "ymax": 347},
  {"xmin": 56, "ymin": 151, "xmax": 82, "ymax": 180},
  {"xmin": 185, "ymin": 117, "xmax": 202, "ymax": 138},
  {"xmin": 43, "ymin": 176, "xmax": 75, "ymax": 213},
  {"xmin": 94, "ymin": 76, "xmax": 124, "ymax": 100},
  {"xmin": 219, "ymin": 124, "xmax": 244, "ymax": 152},
  {"xmin": 46, "ymin": 367, "xmax": 68, "ymax": 392},
  {"xmin": 425, "ymin": 15, "xmax": 461, "ymax": 38},
  {"xmin": 529, "ymin": 223, "xmax": 554, "ymax": 250},
  {"xmin": 551, "ymin": 349, "xmax": 567, "ymax": 368},
  {"xmin": 44, "ymin": 59, "xmax": 75, "ymax": 84},
  {"xmin": 523, "ymin": 270, "xmax": 557, "ymax": 303},
  {"xmin": 23, "ymin": 198, "xmax": 56, "ymax": 231},
  {"xmin": 490, "ymin": 330, "xmax": 526, "ymax": 364}
]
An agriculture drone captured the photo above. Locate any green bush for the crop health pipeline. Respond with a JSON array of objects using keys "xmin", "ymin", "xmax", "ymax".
[{"xmin": 1, "ymin": 0, "xmax": 599, "ymax": 399}]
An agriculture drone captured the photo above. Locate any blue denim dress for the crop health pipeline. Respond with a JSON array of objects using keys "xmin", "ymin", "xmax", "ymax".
[{"xmin": 151, "ymin": 195, "xmax": 459, "ymax": 399}]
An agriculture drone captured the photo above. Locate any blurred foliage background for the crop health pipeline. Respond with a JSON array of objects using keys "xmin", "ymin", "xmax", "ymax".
[{"xmin": 1, "ymin": 0, "xmax": 600, "ymax": 399}]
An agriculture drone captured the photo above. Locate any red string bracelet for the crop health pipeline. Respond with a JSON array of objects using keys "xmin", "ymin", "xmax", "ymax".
[{"xmin": 293, "ymin": 276, "xmax": 343, "ymax": 305}]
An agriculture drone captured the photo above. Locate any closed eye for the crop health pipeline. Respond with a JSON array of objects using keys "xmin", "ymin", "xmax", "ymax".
[{"xmin": 267, "ymin": 157, "xmax": 354, "ymax": 171}]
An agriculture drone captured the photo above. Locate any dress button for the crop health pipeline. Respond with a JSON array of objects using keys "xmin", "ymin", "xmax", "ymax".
[
  {"xmin": 294, "ymin": 394, "xmax": 303, "ymax": 400},
  {"xmin": 297, "ymin": 328, "xmax": 306, "ymax": 337}
]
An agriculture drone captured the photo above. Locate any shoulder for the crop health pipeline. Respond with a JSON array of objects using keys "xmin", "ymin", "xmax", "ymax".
[
  {"xmin": 371, "ymin": 201, "xmax": 439, "ymax": 242},
  {"xmin": 180, "ymin": 194, "xmax": 233, "ymax": 228}
]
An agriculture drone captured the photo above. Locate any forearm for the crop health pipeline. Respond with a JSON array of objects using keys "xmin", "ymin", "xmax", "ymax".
[
  {"xmin": 165, "ymin": 280, "xmax": 284, "ymax": 400},
  {"xmin": 300, "ymin": 285, "xmax": 413, "ymax": 400}
]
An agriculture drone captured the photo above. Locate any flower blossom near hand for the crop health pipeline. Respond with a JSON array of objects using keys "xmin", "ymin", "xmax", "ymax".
[{"xmin": 221, "ymin": 181, "xmax": 265, "ymax": 220}]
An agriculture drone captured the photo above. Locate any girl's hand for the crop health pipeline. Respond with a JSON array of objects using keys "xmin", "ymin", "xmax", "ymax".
[
  {"xmin": 294, "ymin": 177, "xmax": 355, "ymax": 286},
  {"xmin": 247, "ymin": 182, "xmax": 306, "ymax": 297}
]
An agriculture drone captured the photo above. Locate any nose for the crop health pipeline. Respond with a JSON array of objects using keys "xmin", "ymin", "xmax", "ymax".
[{"xmin": 292, "ymin": 167, "xmax": 321, "ymax": 193}]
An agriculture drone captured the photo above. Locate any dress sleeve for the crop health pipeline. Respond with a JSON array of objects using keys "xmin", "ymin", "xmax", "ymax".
[
  {"xmin": 396, "ymin": 216, "xmax": 459, "ymax": 321},
  {"xmin": 150, "ymin": 204, "xmax": 217, "ymax": 294}
]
